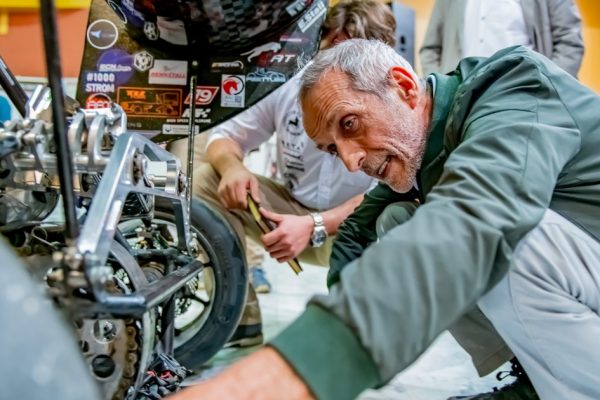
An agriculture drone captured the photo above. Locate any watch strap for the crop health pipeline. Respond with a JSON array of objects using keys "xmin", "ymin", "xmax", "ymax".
[{"xmin": 310, "ymin": 212, "xmax": 324, "ymax": 227}]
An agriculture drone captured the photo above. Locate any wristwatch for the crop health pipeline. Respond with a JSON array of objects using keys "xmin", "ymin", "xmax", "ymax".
[{"xmin": 309, "ymin": 212, "xmax": 327, "ymax": 248}]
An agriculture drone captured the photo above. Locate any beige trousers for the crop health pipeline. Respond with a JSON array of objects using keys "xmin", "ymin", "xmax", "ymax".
[{"xmin": 193, "ymin": 163, "xmax": 334, "ymax": 326}]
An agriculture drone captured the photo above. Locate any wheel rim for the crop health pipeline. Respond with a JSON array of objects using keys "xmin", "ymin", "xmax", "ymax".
[
  {"xmin": 118, "ymin": 216, "xmax": 218, "ymax": 352},
  {"xmin": 156, "ymin": 217, "xmax": 217, "ymax": 349}
]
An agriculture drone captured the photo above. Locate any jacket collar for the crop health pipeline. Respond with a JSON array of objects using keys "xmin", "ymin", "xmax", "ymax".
[{"xmin": 421, "ymin": 72, "xmax": 462, "ymax": 171}]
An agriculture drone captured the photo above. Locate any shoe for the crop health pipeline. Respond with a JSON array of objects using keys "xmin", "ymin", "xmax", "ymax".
[
  {"xmin": 448, "ymin": 358, "xmax": 539, "ymax": 399},
  {"xmin": 224, "ymin": 323, "xmax": 264, "ymax": 348},
  {"xmin": 250, "ymin": 266, "xmax": 271, "ymax": 294}
]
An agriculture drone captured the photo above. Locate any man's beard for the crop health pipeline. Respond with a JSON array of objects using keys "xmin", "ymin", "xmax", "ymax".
[{"xmin": 362, "ymin": 114, "xmax": 428, "ymax": 193}]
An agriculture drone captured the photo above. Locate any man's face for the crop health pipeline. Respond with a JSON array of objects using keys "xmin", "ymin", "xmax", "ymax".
[{"xmin": 302, "ymin": 69, "xmax": 428, "ymax": 193}]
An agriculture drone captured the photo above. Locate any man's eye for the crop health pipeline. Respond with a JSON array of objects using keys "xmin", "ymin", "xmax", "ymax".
[
  {"xmin": 326, "ymin": 144, "xmax": 338, "ymax": 156},
  {"xmin": 341, "ymin": 116, "xmax": 358, "ymax": 132}
]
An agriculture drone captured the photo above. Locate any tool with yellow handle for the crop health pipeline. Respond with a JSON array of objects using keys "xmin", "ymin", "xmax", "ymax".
[{"xmin": 247, "ymin": 194, "xmax": 303, "ymax": 275}]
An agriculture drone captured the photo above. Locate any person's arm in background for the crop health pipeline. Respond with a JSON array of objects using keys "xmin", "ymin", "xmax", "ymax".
[
  {"xmin": 327, "ymin": 184, "xmax": 419, "ymax": 287},
  {"xmin": 419, "ymin": 0, "xmax": 445, "ymax": 76},
  {"xmin": 546, "ymin": 0, "xmax": 584, "ymax": 77},
  {"xmin": 206, "ymin": 137, "xmax": 259, "ymax": 210},
  {"xmin": 260, "ymin": 192, "xmax": 365, "ymax": 263},
  {"xmin": 205, "ymin": 85, "xmax": 278, "ymax": 210}
]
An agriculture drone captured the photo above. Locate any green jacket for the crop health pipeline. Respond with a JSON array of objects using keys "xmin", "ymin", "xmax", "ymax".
[{"xmin": 270, "ymin": 46, "xmax": 600, "ymax": 400}]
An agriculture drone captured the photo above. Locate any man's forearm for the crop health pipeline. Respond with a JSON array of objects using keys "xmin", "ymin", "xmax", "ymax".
[
  {"xmin": 206, "ymin": 138, "xmax": 246, "ymax": 177},
  {"xmin": 321, "ymin": 194, "xmax": 364, "ymax": 235}
]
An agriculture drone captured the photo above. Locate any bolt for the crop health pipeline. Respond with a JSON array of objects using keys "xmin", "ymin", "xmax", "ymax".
[
  {"xmin": 188, "ymin": 239, "xmax": 200, "ymax": 257},
  {"xmin": 94, "ymin": 319, "xmax": 117, "ymax": 341},
  {"xmin": 89, "ymin": 266, "xmax": 113, "ymax": 285},
  {"xmin": 177, "ymin": 171, "xmax": 187, "ymax": 194},
  {"xmin": 91, "ymin": 355, "xmax": 115, "ymax": 379},
  {"xmin": 132, "ymin": 152, "xmax": 145, "ymax": 184}
]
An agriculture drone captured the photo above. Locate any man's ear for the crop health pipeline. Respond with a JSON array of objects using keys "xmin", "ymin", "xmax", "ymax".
[{"xmin": 388, "ymin": 66, "xmax": 419, "ymax": 108}]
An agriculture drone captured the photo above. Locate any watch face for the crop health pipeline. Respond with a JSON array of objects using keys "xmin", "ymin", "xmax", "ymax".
[{"xmin": 312, "ymin": 227, "xmax": 327, "ymax": 246}]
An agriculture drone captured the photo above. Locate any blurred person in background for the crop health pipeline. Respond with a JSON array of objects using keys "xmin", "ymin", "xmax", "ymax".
[{"xmin": 419, "ymin": 0, "xmax": 584, "ymax": 77}]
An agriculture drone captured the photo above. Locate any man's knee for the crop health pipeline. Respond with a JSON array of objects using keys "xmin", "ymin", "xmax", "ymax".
[
  {"xmin": 480, "ymin": 209, "xmax": 600, "ymax": 331},
  {"xmin": 193, "ymin": 163, "xmax": 221, "ymax": 199},
  {"xmin": 506, "ymin": 210, "xmax": 599, "ymax": 300}
]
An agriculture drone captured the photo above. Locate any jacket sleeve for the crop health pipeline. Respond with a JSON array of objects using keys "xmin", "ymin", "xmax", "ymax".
[
  {"xmin": 327, "ymin": 184, "xmax": 419, "ymax": 287},
  {"xmin": 547, "ymin": 0, "xmax": 584, "ymax": 77},
  {"xmin": 270, "ymin": 66, "xmax": 582, "ymax": 400},
  {"xmin": 419, "ymin": 0, "xmax": 445, "ymax": 76}
]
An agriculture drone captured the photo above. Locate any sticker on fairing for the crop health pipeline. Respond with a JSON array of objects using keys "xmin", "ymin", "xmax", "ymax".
[
  {"xmin": 184, "ymin": 86, "xmax": 219, "ymax": 106},
  {"xmin": 149, "ymin": 60, "xmax": 188, "ymax": 85},
  {"xmin": 298, "ymin": 2, "xmax": 326, "ymax": 33},
  {"xmin": 221, "ymin": 75, "xmax": 245, "ymax": 108},
  {"xmin": 86, "ymin": 19, "xmax": 119, "ymax": 50},
  {"xmin": 117, "ymin": 87, "xmax": 182, "ymax": 118},
  {"xmin": 241, "ymin": 43, "xmax": 282, "ymax": 62}
]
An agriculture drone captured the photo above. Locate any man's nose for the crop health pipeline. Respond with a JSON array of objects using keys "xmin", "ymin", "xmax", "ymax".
[{"xmin": 338, "ymin": 143, "xmax": 365, "ymax": 172}]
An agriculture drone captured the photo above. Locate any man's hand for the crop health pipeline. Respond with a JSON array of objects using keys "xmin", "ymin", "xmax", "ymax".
[
  {"xmin": 260, "ymin": 208, "xmax": 313, "ymax": 262},
  {"xmin": 206, "ymin": 138, "xmax": 260, "ymax": 209},
  {"xmin": 167, "ymin": 347, "xmax": 315, "ymax": 400},
  {"xmin": 217, "ymin": 167, "xmax": 260, "ymax": 210}
]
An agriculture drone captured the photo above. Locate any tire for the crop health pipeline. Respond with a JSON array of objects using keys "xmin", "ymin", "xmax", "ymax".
[{"xmin": 154, "ymin": 197, "xmax": 247, "ymax": 369}]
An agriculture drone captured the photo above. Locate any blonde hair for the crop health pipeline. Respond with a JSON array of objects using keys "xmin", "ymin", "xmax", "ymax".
[{"xmin": 323, "ymin": 0, "xmax": 397, "ymax": 47}]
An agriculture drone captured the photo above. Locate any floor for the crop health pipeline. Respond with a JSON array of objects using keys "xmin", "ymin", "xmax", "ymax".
[{"xmin": 185, "ymin": 258, "xmax": 513, "ymax": 399}]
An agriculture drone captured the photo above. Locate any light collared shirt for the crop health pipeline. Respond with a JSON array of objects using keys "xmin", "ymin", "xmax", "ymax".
[
  {"xmin": 462, "ymin": 0, "xmax": 532, "ymax": 59},
  {"xmin": 208, "ymin": 74, "xmax": 376, "ymax": 211}
]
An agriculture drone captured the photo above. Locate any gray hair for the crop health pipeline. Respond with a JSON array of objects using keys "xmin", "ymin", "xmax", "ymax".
[{"xmin": 299, "ymin": 39, "xmax": 421, "ymax": 102}]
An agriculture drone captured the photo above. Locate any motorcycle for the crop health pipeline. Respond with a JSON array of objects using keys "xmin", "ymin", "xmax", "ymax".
[{"xmin": 0, "ymin": 47, "xmax": 249, "ymax": 399}]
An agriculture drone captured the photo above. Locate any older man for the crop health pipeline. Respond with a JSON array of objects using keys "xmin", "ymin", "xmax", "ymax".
[{"xmin": 171, "ymin": 40, "xmax": 600, "ymax": 400}]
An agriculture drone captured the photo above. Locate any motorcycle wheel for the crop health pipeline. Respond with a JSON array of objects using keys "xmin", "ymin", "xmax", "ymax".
[{"xmin": 154, "ymin": 197, "xmax": 247, "ymax": 369}]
